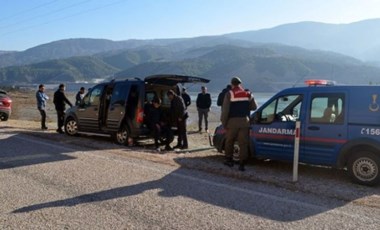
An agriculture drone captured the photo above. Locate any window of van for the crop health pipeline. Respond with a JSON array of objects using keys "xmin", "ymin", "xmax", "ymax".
[
  {"xmin": 83, "ymin": 84, "xmax": 103, "ymax": 106},
  {"xmin": 310, "ymin": 93, "xmax": 344, "ymax": 124},
  {"xmin": 260, "ymin": 95, "xmax": 302, "ymax": 123},
  {"xmin": 110, "ymin": 84, "xmax": 128, "ymax": 106}
]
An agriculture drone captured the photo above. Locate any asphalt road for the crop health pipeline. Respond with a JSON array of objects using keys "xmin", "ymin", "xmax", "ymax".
[{"xmin": 0, "ymin": 128, "xmax": 379, "ymax": 229}]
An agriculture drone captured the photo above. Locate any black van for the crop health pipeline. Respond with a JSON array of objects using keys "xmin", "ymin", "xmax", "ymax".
[{"xmin": 64, "ymin": 74, "xmax": 209, "ymax": 145}]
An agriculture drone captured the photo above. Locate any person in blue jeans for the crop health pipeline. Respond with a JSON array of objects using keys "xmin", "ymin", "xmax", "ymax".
[{"xmin": 36, "ymin": 84, "xmax": 49, "ymax": 130}]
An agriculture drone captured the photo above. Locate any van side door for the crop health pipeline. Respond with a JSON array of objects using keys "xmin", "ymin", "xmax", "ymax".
[
  {"xmin": 301, "ymin": 92, "xmax": 347, "ymax": 165},
  {"xmin": 77, "ymin": 84, "xmax": 105, "ymax": 131},
  {"xmin": 106, "ymin": 83, "xmax": 130, "ymax": 131},
  {"xmin": 252, "ymin": 94, "xmax": 303, "ymax": 161}
]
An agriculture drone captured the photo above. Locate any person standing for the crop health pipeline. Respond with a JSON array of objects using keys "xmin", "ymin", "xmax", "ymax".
[
  {"xmin": 36, "ymin": 84, "xmax": 49, "ymax": 130},
  {"xmin": 53, "ymin": 83, "xmax": 73, "ymax": 134},
  {"xmin": 196, "ymin": 86, "xmax": 212, "ymax": 132},
  {"xmin": 75, "ymin": 87, "xmax": 85, "ymax": 105},
  {"xmin": 221, "ymin": 76, "xmax": 257, "ymax": 171},
  {"xmin": 167, "ymin": 90, "xmax": 188, "ymax": 149},
  {"xmin": 181, "ymin": 87, "xmax": 191, "ymax": 108},
  {"xmin": 217, "ymin": 85, "xmax": 232, "ymax": 107}
]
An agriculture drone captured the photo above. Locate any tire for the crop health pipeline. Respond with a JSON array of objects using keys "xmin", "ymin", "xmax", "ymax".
[
  {"xmin": 159, "ymin": 135, "xmax": 174, "ymax": 146},
  {"xmin": 115, "ymin": 125, "xmax": 129, "ymax": 145},
  {"xmin": 64, "ymin": 117, "xmax": 78, "ymax": 136},
  {"xmin": 347, "ymin": 150, "xmax": 380, "ymax": 186},
  {"xmin": 0, "ymin": 112, "xmax": 8, "ymax": 121}
]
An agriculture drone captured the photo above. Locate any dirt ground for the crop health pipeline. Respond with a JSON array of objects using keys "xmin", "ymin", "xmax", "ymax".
[{"xmin": 6, "ymin": 89, "xmax": 220, "ymax": 149}]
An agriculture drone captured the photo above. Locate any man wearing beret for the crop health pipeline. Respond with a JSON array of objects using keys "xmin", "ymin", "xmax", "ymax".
[{"xmin": 221, "ymin": 76, "xmax": 257, "ymax": 171}]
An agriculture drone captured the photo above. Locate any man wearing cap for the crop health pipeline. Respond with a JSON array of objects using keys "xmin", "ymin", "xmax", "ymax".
[{"xmin": 221, "ymin": 76, "xmax": 257, "ymax": 171}]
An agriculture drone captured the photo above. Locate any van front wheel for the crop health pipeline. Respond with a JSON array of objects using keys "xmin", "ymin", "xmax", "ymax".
[
  {"xmin": 348, "ymin": 151, "xmax": 380, "ymax": 186},
  {"xmin": 65, "ymin": 117, "xmax": 78, "ymax": 136}
]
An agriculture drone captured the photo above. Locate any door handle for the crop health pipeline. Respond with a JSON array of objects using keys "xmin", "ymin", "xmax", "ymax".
[{"xmin": 307, "ymin": 126, "xmax": 320, "ymax": 131}]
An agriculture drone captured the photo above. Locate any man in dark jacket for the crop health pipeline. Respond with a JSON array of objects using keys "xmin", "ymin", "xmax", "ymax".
[
  {"xmin": 75, "ymin": 87, "xmax": 85, "ymax": 106},
  {"xmin": 148, "ymin": 97, "xmax": 173, "ymax": 152},
  {"xmin": 196, "ymin": 86, "xmax": 212, "ymax": 132},
  {"xmin": 181, "ymin": 87, "xmax": 191, "ymax": 108},
  {"xmin": 167, "ymin": 90, "xmax": 188, "ymax": 149},
  {"xmin": 53, "ymin": 84, "xmax": 73, "ymax": 133},
  {"xmin": 217, "ymin": 85, "xmax": 232, "ymax": 107}
]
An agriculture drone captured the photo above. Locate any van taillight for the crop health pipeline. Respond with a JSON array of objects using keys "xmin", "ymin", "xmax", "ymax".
[{"xmin": 136, "ymin": 108, "xmax": 144, "ymax": 123}]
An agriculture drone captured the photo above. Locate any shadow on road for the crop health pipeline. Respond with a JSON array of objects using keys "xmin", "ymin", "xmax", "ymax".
[
  {"xmin": 2, "ymin": 127, "xmax": 378, "ymax": 222},
  {"xmin": 11, "ymin": 154, "xmax": 379, "ymax": 222},
  {"xmin": 0, "ymin": 130, "xmax": 76, "ymax": 169}
]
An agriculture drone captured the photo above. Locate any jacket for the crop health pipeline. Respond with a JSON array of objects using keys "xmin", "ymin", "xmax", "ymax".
[
  {"xmin": 53, "ymin": 89, "xmax": 72, "ymax": 111},
  {"xmin": 170, "ymin": 95, "xmax": 187, "ymax": 121},
  {"xmin": 217, "ymin": 87, "xmax": 230, "ymax": 106},
  {"xmin": 36, "ymin": 90, "xmax": 49, "ymax": 110},
  {"xmin": 221, "ymin": 85, "xmax": 257, "ymax": 128},
  {"xmin": 196, "ymin": 93, "xmax": 212, "ymax": 109},
  {"xmin": 182, "ymin": 92, "xmax": 191, "ymax": 107}
]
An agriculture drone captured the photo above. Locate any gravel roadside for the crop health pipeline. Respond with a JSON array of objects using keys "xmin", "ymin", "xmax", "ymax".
[{"xmin": 2, "ymin": 90, "xmax": 379, "ymax": 209}]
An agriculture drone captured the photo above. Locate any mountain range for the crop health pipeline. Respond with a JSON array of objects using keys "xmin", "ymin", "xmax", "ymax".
[{"xmin": 1, "ymin": 19, "xmax": 380, "ymax": 92}]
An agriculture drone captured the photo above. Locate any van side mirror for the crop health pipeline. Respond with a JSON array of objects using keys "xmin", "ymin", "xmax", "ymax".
[{"xmin": 293, "ymin": 109, "xmax": 299, "ymax": 118}]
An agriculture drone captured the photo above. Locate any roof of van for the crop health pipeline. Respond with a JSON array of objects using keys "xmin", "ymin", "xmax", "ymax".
[{"xmin": 144, "ymin": 74, "xmax": 210, "ymax": 85}]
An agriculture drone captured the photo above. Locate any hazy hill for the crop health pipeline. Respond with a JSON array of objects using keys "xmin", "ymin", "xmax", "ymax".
[
  {"xmin": 1, "ymin": 44, "xmax": 380, "ymax": 91},
  {"xmin": 2, "ymin": 18, "xmax": 380, "ymax": 91},
  {"xmin": 114, "ymin": 45, "xmax": 380, "ymax": 91},
  {"xmin": 225, "ymin": 19, "xmax": 380, "ymax": 61},
  {"xmin": 0, "ymin": 37, "xmax": 250, "ymax": 68},
  {"xmin": 0, "ymin": 19, "xmax": 380, "ymax": 67},
  {"xmin": 0, "ymin": 56, "xmax": 118, "ymax": 84},
  {"xmin": 2, "ymin": 18, "xmax": 380, "ymax": 69}
]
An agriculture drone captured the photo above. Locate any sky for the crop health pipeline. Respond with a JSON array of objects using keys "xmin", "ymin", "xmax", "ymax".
[{"xmin": 1, "ymin": 0, "xmax": 380, "ymax": 51}]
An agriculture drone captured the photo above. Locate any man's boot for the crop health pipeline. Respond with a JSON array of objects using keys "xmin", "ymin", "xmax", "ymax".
[
  {"xmin": 223, "ymin": 158, "xmax": 234, "ymax": 167},
  {"xmin": 238, "ymin": 164, "xmax": 245, "ymax": 171}
]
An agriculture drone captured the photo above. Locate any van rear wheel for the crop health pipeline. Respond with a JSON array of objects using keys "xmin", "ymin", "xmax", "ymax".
[
  {"xmin": 115, "ymin": 125, "xmax": 129, "ymax": 145},
  {"xmin": 348, "ymin": 150, "xmax": 380, "ymax": 186}
]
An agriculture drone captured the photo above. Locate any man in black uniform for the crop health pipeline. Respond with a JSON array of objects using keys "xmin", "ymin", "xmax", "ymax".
[{"xmin": 53, "ymin": 84, "xmax": 73, "ymax": 133}]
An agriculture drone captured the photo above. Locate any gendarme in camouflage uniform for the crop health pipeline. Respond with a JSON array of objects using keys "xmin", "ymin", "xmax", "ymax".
[{"xmin": 221, "ymin": 76, "xmax": 257, "ymax": 171}]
